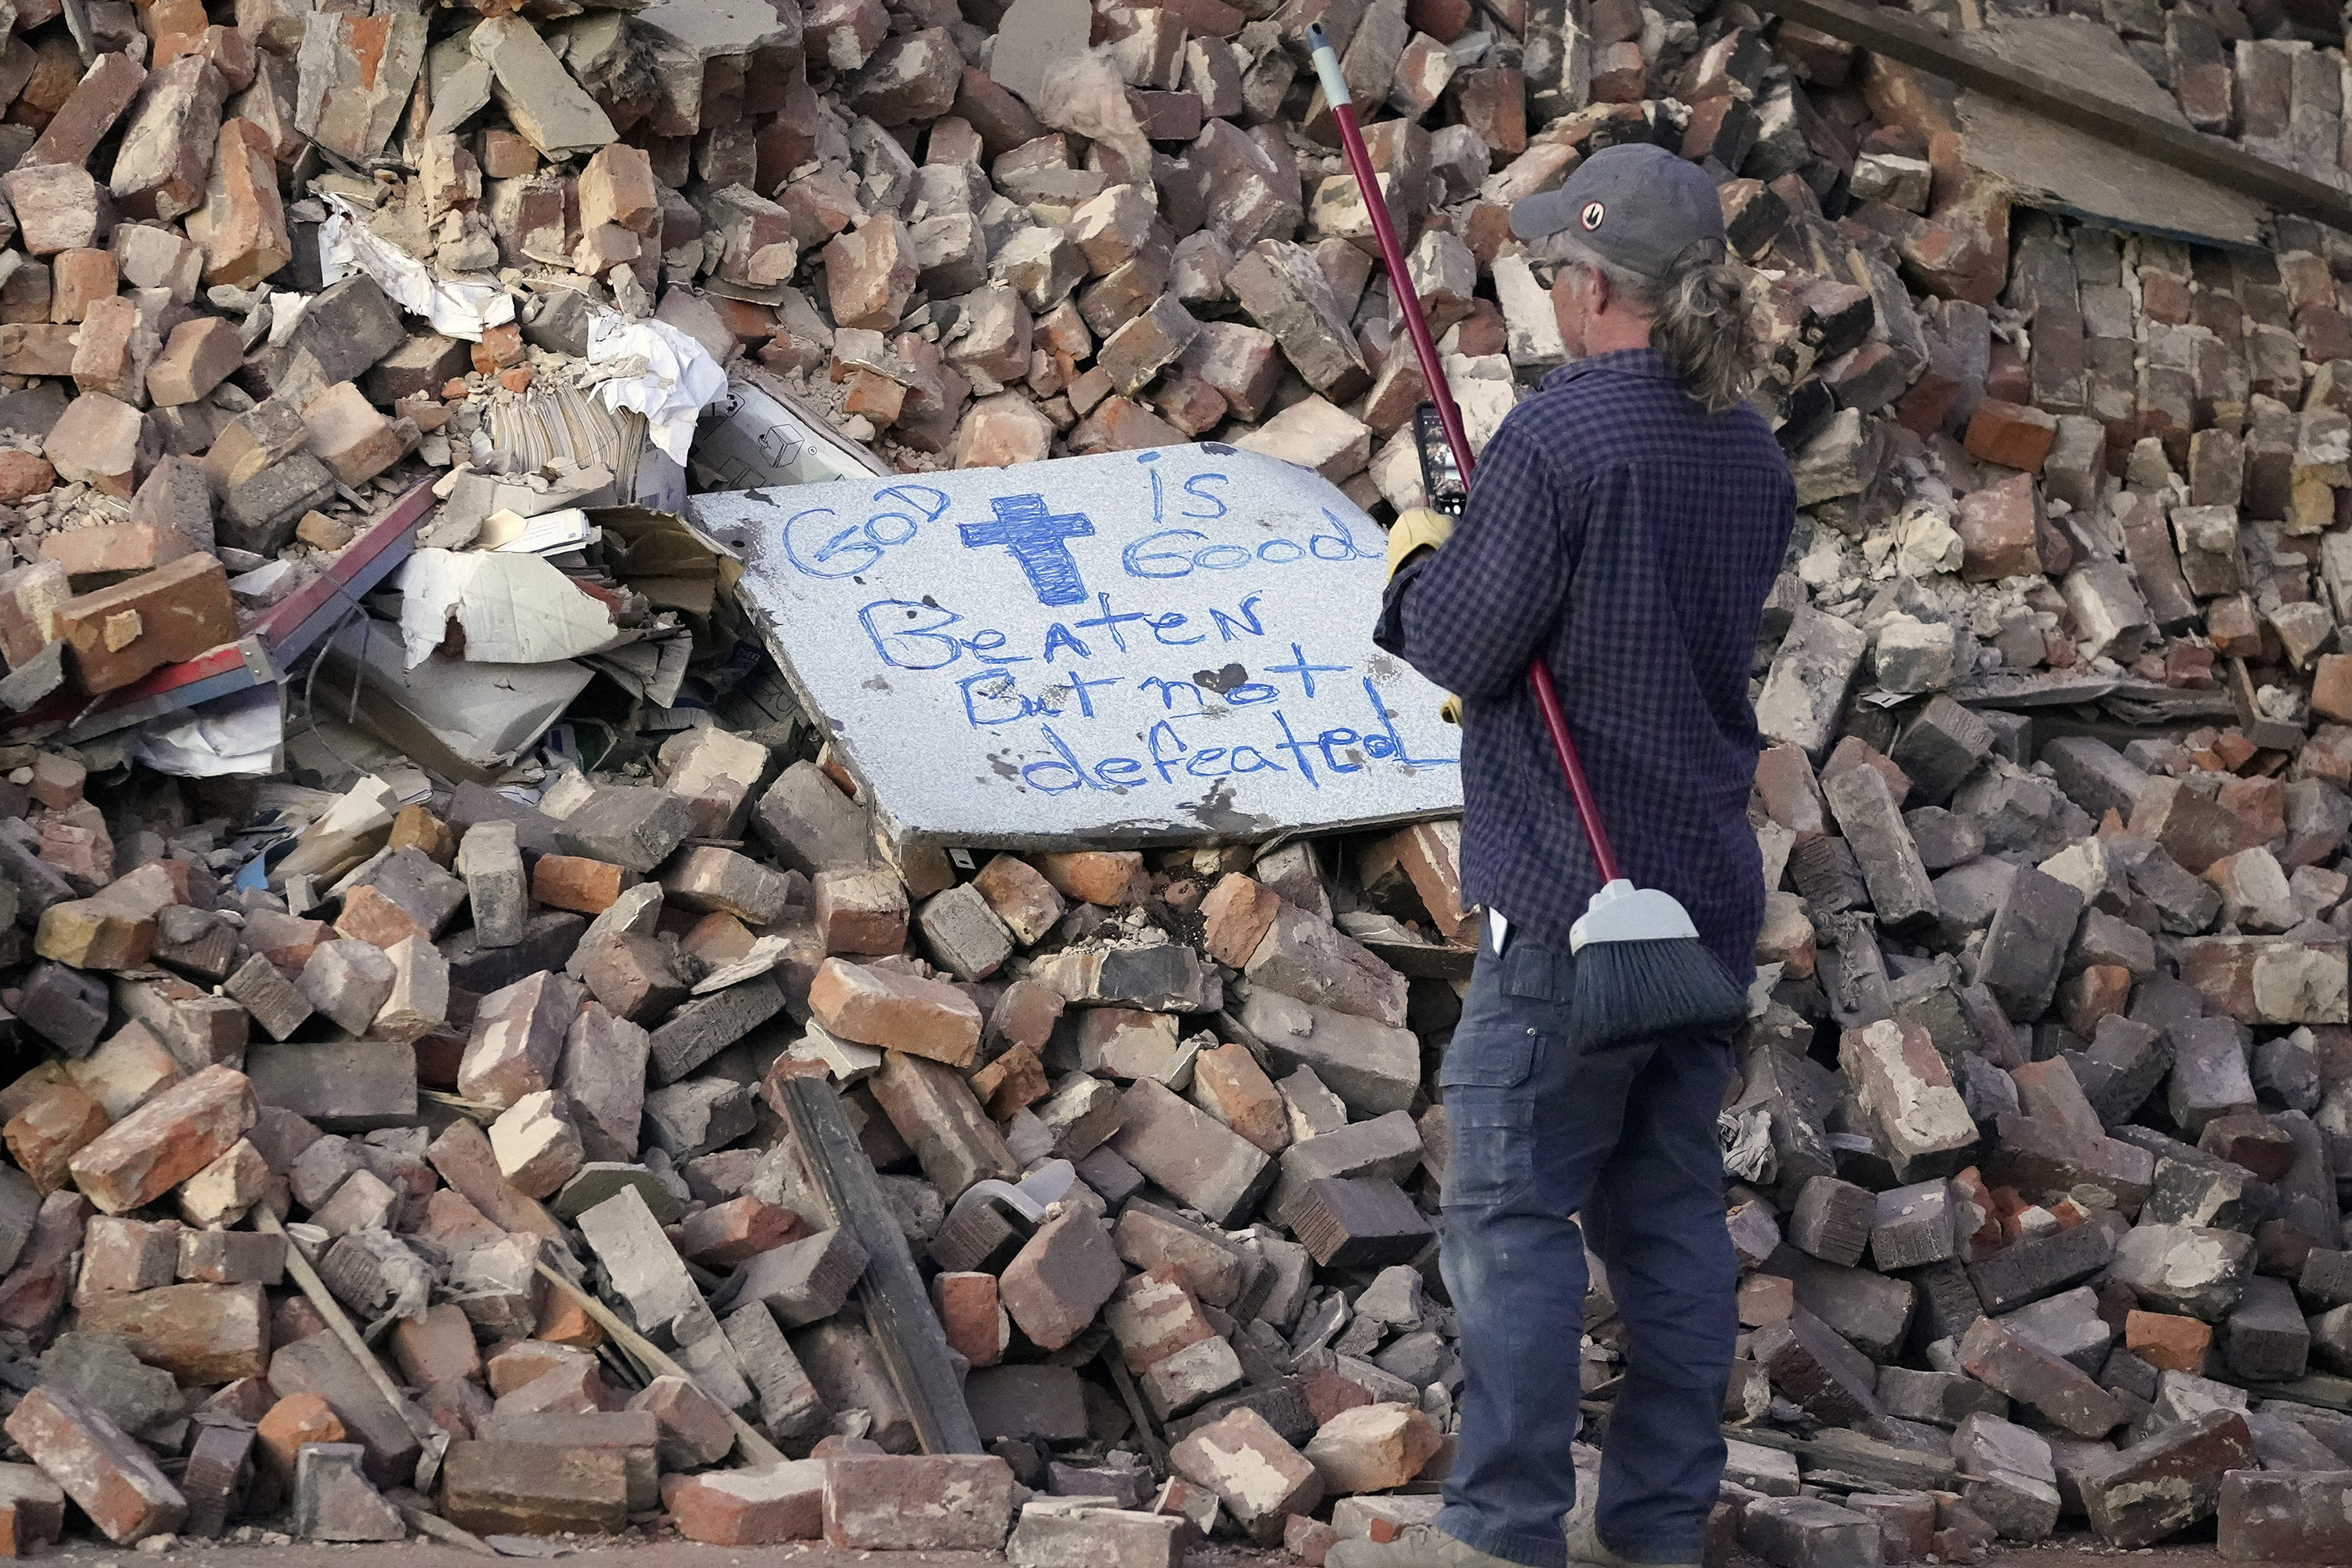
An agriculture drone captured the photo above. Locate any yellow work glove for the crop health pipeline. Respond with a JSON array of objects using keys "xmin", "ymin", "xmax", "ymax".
[
  {"xmin": 1386, "ymin": 507, "xmax": 1456, "ymax": 578},
  {"xmin": 1386, "ymin": 509, "xmax": 1463, "ymax": 724}
]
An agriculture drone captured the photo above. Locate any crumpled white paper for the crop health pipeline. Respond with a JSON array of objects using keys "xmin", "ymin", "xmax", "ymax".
[
  {"xmin": 320, "ymin": 194, "xmax": 516, "ymax": 341},
  {"xmin": 586, "ymin": 308, "xmax": 728, "ymax": 466}
]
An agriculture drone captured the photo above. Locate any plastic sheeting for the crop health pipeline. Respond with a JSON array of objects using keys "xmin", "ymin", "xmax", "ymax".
[{"xmin": 133, "ymin": 686, "xmax": 284, "ymax": 776}]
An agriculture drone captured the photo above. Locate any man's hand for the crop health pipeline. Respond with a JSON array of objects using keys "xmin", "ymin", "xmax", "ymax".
[
  {"xmin": 1386, "ymin": 507, "xmax": 1457, "ymax": 578},
  {"xmin": 1387, "ymin": 509, "xmax": 1464, "ymax": 724}
]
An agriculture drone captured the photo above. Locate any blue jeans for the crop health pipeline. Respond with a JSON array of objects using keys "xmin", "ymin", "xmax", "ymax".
[{"xmin": 1432, "ymin": 918, "xmax": 1737, "ymax": 1567}]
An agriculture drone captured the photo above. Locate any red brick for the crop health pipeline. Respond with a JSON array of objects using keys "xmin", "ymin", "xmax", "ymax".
[
  {"xmin": 22, "ymin": 53, "xmax": 145, "ymax": 172},
  {"xmin": 679, "ymin": 1195, "xmax": 809, "ymax": 1267},
  {"xmin": 40, "ymin": 521, "xmax": 193, "ymax": 581},
  {"xmin": 77, "ymin": 1281, "xmax": 269, "ymax": 1385},
  {"xmin": 2079, "ymin": 1409, "xmax": 2252, "ymax": 1548},
  {"xmin": 582, "ymin": 933, "xmax": 687, "ymax": 1024},
  {"xmin": 2312, "ymin": 654, "xmax": 2352, "ymax": 723},
  {"xmin": 2123, "ymin": 1308, "xmax": 2210, "ymax": 1372},
  {"xmin": 1036, "ymin": 851, "xmax": 1147, "ymax": 906},
  {"xmin": 985, "ymin": 979, "xmax": 1064, "ymax": 1055},
  {"xmin": 1103, "ymin": 1266, "xmax": 1216, "ymax": 1374},
  {"xmin": 389, "ymin": 1302, "xmax": 481, "ymax": 1391},
  {"xmin": 2219, "ymin": 1471, "xmax": 2352, "ymax": 1562},
  {"xmin": 812, "ymin": 868, "xmax": 909, "ymax": 955},
  {"xmin": 66, "ymin": 1062, "xmax": 256, "ymax": 1214},
  {"xmin": 49, "ymin": 247, "xmax": 114, "ymax": 322},
  {"xmin": 76, "ymin": 1214, "xmax": 180, "ymax": 1299},
  {"xmin": 1200, "ymin": 873, "xmax": 1279, "ymax": 967},
  {"xmin": 1965, "ymin": 398, "xmax": 2058, "ymax": 471},
  {"xmin": 1955, "ymin": 472, "xmax": 2045, "ymax": 581},
  {"xmin": 1167, "ymin": 1407, "xmax": 1323, "ymax": 1544},
  {"xmin": 664, "ymin": 1460, "xmax": 826, "ymax": 1544},
  {"xmin": 3, "ymin": 1081, "xmax": 109, "ymax": 1194},
  {"xmin": 531, "ymin": 855, "xmax": 632, "ymax": 914},
  {"xmin": 806, "ymin": 958, "xmax": 981, "ymax": 1065},
  {"xmin": 2, "ymin": 1385, "xmax": 186, "ymax": 1544},
  {"xmin": 970, "ymin": 1042, "xmax": 1049, "ymax": 1117},
  {"xmin": 55, "ymin": 554, "xmax": 238, "ymax": 695},
  {"xmin": 0, "ymin": 450, "xmax": 55, "ymax": 503},
  {"xmin": 929, "ymin": 1272, "xmax": 1004, "ymax": 1369},
  {"xmin": 999, "ymin": 1208, "xmax": 1124, "ymax": 1351},
  {"xmin": 198, "ymin": 118, "xmax": 292, "ymax": 288},
  {"xmin": 626, "ymin": 1375, "xmax": 733, "ymax": 1468},
  {"xmin": 971, "ymin": 854, "xmax": 1065, "ymax": 944},
  {"xmin": 1303, "ymin": 1402, "xmax": 1440, "ymax": 1494},
  {"xmin": 1191, "ymin": 1042, "xmax": 1290, "ymax": 1154},
  {"xmin": 256, "ymin": 1393, "xmax": 343, "ymax": 1485},
  {"xmin": 1454, "ymin": 67, "xmax": 1525, "ymax": 157}
]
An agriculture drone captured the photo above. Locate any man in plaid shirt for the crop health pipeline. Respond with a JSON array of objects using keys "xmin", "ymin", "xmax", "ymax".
[{"xmin": 1340, "ymin": 145, "xmax": 1795, "ymax": 1568}]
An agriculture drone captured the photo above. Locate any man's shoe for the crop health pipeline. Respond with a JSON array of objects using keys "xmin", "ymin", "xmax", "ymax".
[
  {"xmin": 1327, "ymin": 1526, "xmax": 1530, "ymax": 1568},
  {"xmin": 1564, "ymin": 1508, "xmax": 1697, "ymax": 1568}
]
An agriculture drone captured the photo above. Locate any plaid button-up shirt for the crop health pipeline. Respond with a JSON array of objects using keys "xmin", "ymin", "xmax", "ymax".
[{"xmin": 1375, "ymin": 348, "xmax": 1796, "ymax": 975}]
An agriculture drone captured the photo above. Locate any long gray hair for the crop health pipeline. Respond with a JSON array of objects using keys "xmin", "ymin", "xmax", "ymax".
[{"xmin": 1541, "ymin": 234, "xmax": 1755, "ymax": 415}]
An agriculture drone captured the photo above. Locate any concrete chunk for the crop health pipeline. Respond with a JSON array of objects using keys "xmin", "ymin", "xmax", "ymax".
[
  {"xmin": 471, "ymin": 17, "xmax": 615, "ymax": 158},
  {"xmin": 822, "ymin": 1454, "xmax": 1016, "ymax": 1549}
]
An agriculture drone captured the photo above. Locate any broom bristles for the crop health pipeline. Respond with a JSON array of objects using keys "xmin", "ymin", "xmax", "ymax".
[{"xmin": 1571, "ymin": 935, "xmax": 1750, "ymax": 1052}]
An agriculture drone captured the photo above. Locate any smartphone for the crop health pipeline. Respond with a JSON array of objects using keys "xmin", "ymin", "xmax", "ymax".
[{"xmin": 1413, "ymin": 404, "xmax": 1467, "ymax": 517}]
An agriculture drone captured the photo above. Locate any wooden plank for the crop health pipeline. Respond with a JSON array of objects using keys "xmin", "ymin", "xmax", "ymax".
[
  {"xmin": 1957, "ymin": 93, "xmax": 2265, "ymax": 249},
  {"xmin": 531, "ymin": 1260, "xmax": 786, "ymax": 1467},
  {"xmin": 2238, "ymin": 1372, "xmax": 2352, "ymax": 1411},
  {"xmin": 256, "ymin": 1207, "xmax": 449, "ymax": 1490},
  {"xmin": 1100, "ymin": 1347, "xmax": 1168, "ymax": 1472},
  {"xmin": 1769, "ymin": 0, "xmax": 2352, "ymax": 234},
  {"xmin": 2227, "ymin": 655, "xmax": 2310, "ymax": 751},
  {"xmin": 776, "ymin": 1073, "xmax": 984, "ymax": 1456}
]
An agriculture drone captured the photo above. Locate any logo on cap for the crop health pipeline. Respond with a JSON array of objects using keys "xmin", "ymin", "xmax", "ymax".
[{"xmin": 1580, "ymin": 201, "xmax": 1605, "ymax": 230}]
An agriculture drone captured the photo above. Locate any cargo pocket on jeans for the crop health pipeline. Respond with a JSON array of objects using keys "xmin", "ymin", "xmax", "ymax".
[{"xmin": 1436, "ymin": 1027, "xmax": 1544, "ymax": 1207}]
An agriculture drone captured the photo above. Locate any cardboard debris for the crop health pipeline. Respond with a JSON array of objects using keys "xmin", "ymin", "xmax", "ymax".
[
  {"xmin": 315, "ymin": 617, "xmax": 597, "ymax": 777},
  {"xmin": 397, "ymin": 550, "xmax": 642, "ymax": 669}
]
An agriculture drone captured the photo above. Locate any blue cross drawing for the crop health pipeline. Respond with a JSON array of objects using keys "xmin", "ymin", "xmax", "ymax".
[{"xmin": 959, "ymin": 493, "xmax": 1095, "ymax": 607}]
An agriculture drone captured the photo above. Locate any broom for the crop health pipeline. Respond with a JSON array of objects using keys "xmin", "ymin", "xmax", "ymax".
[{"xmin": 1308, "ymin": 25, "xmax": 1751, "ymax": 1051}]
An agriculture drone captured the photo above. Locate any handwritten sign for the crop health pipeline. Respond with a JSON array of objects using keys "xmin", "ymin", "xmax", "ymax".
[{"xmin": 692, "ymin": 445, "xmax": 1465, "ymax": 847}]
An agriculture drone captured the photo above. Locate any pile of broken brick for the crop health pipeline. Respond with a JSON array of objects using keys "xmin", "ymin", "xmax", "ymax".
[
  {"xmin": 9, "ymin": 0, "xmax": 2352, "ymax": 1561},
  {"xmin": 0, "ymin": 739, "xmax": 1490, "ymax": 1563}
]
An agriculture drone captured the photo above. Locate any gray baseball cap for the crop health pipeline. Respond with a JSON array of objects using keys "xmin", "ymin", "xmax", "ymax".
[{"xmin": 1508, "ymin": 143, "xmax": 1726, "ymax": 281}]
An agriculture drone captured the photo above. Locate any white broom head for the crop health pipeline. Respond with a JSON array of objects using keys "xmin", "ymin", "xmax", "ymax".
[{"xmin": 1568, "ymin": 878, "xmax": 1700, "ymax": 952}]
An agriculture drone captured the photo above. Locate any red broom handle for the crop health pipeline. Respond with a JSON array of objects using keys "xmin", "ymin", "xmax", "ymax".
[
  {"xmin": 1309, "ymin": 27, "xmax": 1622, "ymax": 884},
  {"xmin": 1526, "ymin": 660, "xmax": 1622, "ymax": 883}
]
